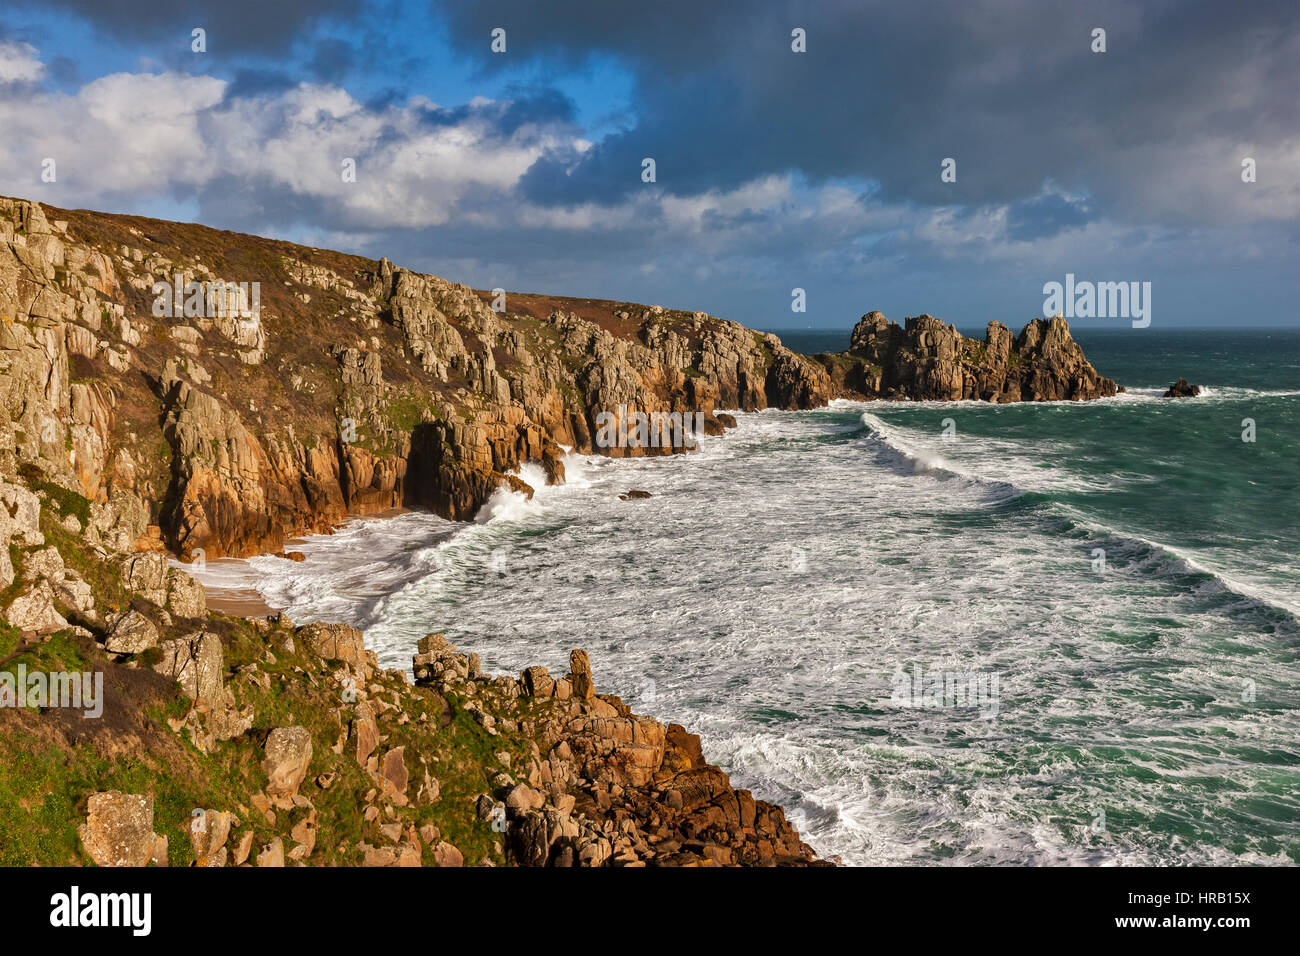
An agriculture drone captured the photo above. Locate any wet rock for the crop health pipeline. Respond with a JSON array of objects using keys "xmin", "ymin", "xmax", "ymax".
[{"xmin": 1163, "ymin": 377, "xmax": 1201, "ymax": 398}]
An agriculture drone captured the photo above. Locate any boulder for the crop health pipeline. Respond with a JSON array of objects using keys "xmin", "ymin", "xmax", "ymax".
[
  {"xmin": 380, "ymin": 746, "xmax": 408, "ymax": 797},
  {"xmin": 4, "ymin": 580, "xmax": 68, "ymax": 634},
  {"xmin": 263, "ymin": 726, "xmax": 313, "ymax": 802},
  {"xmin": 521, "ymin": 665, "xmax": 554, "ymax": 698},
  {"xmin": 297, "ymin": 621, "xmax": 366, "ymax": 667},
  {"xmin": 256, "ymin": 838, "xmax": 285, "ymax": 867},
  {"xmin": 233, "ymin": 829, "xmax": 254, "ymax": 865},
  {"xmin": 104, "ymin": 609, "xmax": 160, "ymax": 654},
  {"xmin": 0, "ymin": 482, "xmax": 43, "ymax": 548},
  {"xmin": 188, "ymin": 809, "xmax": 236, "ymax": 866},
  {"xmin": 152, "ymin": 631, "xmax": 224, "ymax": 707},
  {"xmin": 78, "ymin": 791, "xmax": 158, "ymax": 867},
  {"xmin": 505, "ymin": 783, "xmax": 544, "ymax": 814},
  {"xmin": 349, "ymin": 701, "xmax": 378, "ymax": 766},
  {"xmin": 166, "ymin": 567, "xmax": 206, "ymax": 617},
  {"xmin": 120, "ymin": 552, "xmax": 168, "ymax": 605},
  {"xmin": 21, "ymin": 546, "xmax": 64, "ymax": 582},
  {"xmin": 431, "ymin": 841, "xmax": 463, "ymax": 867}
]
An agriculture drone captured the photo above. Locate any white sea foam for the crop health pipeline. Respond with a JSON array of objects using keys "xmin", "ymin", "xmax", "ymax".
[{"xmin": 191, "ymin": 401, "xmax": 1300, "ymax": 866}]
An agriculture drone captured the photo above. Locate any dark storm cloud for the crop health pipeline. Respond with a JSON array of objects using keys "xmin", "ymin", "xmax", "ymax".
[
  {"xmin": 223, "ymin": 68, "xmax": 297, "ymax": 99},
  {"xmin": 434, "ymin": 0, "xmax": 1300, "ymax": 221},
  {"xmin": 401, "ymin": 88, "xmax": 577, "ymax": 135},
  {"xmin": 46, "ymin": 55, "xmax": 79, "ymax": 85},
  {"xmin": 307, "ymin": 37, "xmax": 355, "ymax": 79},
  {"xmin": 26, "ymin": 0, "xmax": 360, "ymax": 55},
  {"xmin": 1005, "ymin": 193, "xmax": 1093, "ymax": 240}
]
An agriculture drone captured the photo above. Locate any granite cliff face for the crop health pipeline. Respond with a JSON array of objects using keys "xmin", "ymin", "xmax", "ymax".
[
  {"xmin": 0, "ymin": 196, "xmax": 831, "ymax": 866},
  {"xmin": 816, "ymin": 310, "xmax": 1119, "ymax": 402},
  {"xmin": 0, "ymin": 196, "xmax": 831, "ymax": 562}
]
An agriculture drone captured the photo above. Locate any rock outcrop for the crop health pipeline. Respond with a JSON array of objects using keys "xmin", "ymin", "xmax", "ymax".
[
  {"xmin": 1164, "ymin": 378, "xmax": 1201, "ymax": 397},
  {"xmin": 77, "ymin": 791, "xmax": 160, "ymax": 867},
  {"xmin": 414, "ymin": 638, "xmax": 820, "ymax": 866},
  {"xmin": 0, "ymin": 196, "xmax": 1120, "ymax": 564},
  {"xmin": 817, "ymin": 311, "xmax": 1119, "ymax": 402},
  {"xmin": 0, "ymin": 429, "xmax": 823, "ymax": 865}
]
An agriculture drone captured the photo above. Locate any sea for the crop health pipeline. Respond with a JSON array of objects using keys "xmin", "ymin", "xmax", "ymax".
[{"xmin": 191, "ymin": 327, "xmax": 1300, "ymax": 865}]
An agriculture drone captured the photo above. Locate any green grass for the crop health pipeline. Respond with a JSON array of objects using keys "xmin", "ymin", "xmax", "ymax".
[
  {"xmin": 17, "ymin": 463, "xmax": 91, "ymax": 525},
  {"xmin": 38, "ymin": 511, "xmax": 131, "ymax": 611},
  {"xmin": 0, "ymin": 610, "xmax": 523, "ymax": 866}
]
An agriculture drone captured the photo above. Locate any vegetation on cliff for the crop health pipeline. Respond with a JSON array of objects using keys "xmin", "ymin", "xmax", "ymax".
[{"xmin": 0, "ymin": 196, "xmax": 1118, "ymax": 866}]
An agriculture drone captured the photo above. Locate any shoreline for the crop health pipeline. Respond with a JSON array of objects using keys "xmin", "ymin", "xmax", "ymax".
[{"xmin": 192, "ymin": 506, "xmax": 416, "ymax": 617}]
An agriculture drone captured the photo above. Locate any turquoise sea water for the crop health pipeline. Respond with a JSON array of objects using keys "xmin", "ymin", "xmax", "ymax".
[
  {"xmin": 780, "ymin": 327, "xmax": 1300, "ymax": 621},
  {"xmin": 201, "ymin": 327, "xmax": 1300, "ymax": 865}
]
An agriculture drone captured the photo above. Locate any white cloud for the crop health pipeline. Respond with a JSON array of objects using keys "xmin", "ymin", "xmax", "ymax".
[
  {"xmin": 0, "ymin": 50, "xmax": 583, "ymax": 230},
  {"xmin": 0, "ymin": 41, "xmax": 44, "ymax": 84},
  {"xmin": 0, "ymin": 44, "xmax": 1291, "ymax": 310}
]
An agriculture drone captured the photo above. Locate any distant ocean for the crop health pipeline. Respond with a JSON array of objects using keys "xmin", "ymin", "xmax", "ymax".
[{"xmin": 196, "ymin": 327, "xmax": 1300, "ymax": 865}]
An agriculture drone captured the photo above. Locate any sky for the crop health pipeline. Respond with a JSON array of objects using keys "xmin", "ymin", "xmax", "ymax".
[{"xmin": 0, "ymin": 0, "xmax": 1296, "ymax": 330}]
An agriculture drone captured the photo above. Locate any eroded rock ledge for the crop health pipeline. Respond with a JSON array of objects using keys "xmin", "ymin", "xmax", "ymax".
[{"xmin": 415, "ymin": 640, "xmax": 819, "ymax": 867}]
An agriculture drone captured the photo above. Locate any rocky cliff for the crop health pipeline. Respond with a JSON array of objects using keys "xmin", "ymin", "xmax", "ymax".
[
  {"xmin": 0, "ymin": 195, "xmax": 832, "ymax": 866},
  {"xmin": 1, "ymin": 196, "xmax": 1122, "ymax": 867},
  {"xmin": 815, "ymin": 310, "xmax": 1119, "ymax": 402},
  {"xmin": 0, "ymin": 195, "xmax": 831, "ymax": 562},
  {"xmin": 0, "ymin": 460, "xmax": 817, "ymax": 865}
]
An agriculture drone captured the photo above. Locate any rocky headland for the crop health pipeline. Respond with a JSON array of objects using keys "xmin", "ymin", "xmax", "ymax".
[
  {"xmin": 0, "ymin": 196, "xmax": 1119, "ymax": 865},
  {"xmin": 814, "ymin": 310, "xmax": 1120, "ymax": 402}
]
